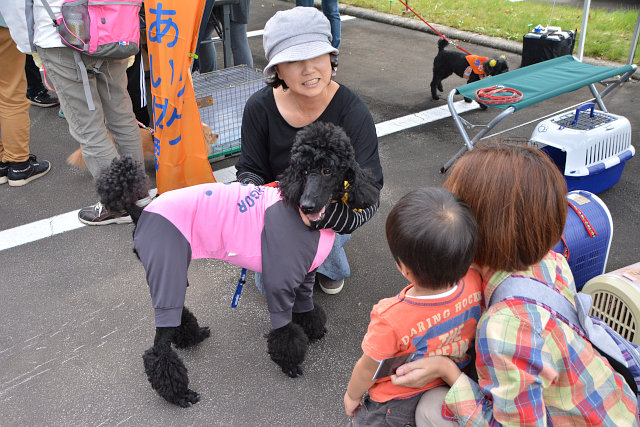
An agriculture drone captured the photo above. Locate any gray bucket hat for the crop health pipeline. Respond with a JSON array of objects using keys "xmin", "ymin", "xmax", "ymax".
[{"xmin": 262, "ymin": 7, "xmax": 339, "ymax": 77}]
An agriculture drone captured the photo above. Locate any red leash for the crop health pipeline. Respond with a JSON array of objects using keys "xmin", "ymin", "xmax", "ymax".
[
  {"xmin": 395, "ymin": 0, "xmax": 471, "ymax": 55},
  {"xmin": 475, "ymin": 86, "xmax": 523, "ymax": 105}
]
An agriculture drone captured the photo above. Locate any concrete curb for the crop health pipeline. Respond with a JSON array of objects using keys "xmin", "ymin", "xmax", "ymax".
[{"xmin": 296, "ymin": 1, "xmax": 639, "ymax": 78}]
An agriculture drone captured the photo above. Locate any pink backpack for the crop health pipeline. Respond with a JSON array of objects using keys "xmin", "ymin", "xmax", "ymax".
[
  {"xmin": 40, "ymin": 0, "xmax": 142, "ymax": 110},
  {"xmin": 42, "ymin": 0, "xmax": 141, "ymax": 58}
]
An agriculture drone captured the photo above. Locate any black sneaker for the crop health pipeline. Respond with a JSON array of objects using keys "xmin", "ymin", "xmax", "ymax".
[
  {"xmin": 0, "ymin": 161, "xmax": 8, "ymax": 185},
  {"xmin": 27, "ymin": 89, "xmax": 59, "ymax": 108},
  {"xmin": 78, "ymin": 201, "xmax": 132, "ymax": 226},
  {"xmin": 7, "ymin": 155, "xmax": 51, "ymax": 186}
]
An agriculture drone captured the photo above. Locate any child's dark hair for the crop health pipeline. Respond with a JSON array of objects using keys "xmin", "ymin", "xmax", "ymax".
[{"xmin": 385, "ymin": 187, "xmax": 478, "ymax": 289}]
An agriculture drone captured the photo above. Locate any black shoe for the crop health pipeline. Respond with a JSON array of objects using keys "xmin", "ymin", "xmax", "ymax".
[
  {"xmin": 7, "ymin": 155, "xmax": 51, "ymax": 186},
  {"xmin": 27, "ymin": 89, "xmax": 59, "ymax": 108},
  {"xmin": 78, "ymin": 201, "xmax": 132, "ymax": 226},
  {"xmin": 0, "ymin": 161, "xmax": 8, "ymax": 185}
]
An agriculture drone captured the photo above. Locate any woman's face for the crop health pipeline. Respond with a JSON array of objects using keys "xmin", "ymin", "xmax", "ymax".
[{"xmin": 275, "ymin": 54, "xmax": 332, "ymax": 97}]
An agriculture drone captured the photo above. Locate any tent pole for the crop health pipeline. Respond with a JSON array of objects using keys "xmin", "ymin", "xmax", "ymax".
[
  {"xmin": 628, "ymin": 9, "xmax": 640, "ymax": 65},
  {"xmin": 577, "ymin": 0, "xmax": 591, "ymax": 61}
]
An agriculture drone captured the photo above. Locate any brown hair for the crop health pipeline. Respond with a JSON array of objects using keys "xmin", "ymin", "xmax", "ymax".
[
  {"xmin": 386, "ymin": 187, "xmax": 477, "ymax": 289},
  {"xmin": 443, "ymin": 142, "xmax": 567, "ymax": 272}
]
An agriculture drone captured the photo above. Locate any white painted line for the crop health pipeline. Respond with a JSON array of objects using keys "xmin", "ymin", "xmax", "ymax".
[
  {"xmin": 0, "ymin": 211, "xmax": 83, "ymax": 252},
  {"xmin": 376, "ymin": 101, "xmax": 478, "ymax": 137},
  {"xmin": 0, "ymin": 168, "xmax": 235, "ymax": 252},
  {"xmin": 0, "ymin": 100, "xmax": 477, "ymax": 252}
]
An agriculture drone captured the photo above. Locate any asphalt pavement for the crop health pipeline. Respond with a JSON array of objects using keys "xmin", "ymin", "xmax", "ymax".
[{"xmin": 1, "ymin": 1, "xmax": 639, "ymax": 425}]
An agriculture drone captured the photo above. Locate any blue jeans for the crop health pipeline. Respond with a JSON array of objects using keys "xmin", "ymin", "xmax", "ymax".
[
  {"xmin": 296, "ymin": 0, "xmax": 341, "ymax": 49},
  {"xmin": 254, "ymin": 233, "xmax": 351, "ymax": 295}
]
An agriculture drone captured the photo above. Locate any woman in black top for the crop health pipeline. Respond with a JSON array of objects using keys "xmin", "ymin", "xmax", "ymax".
[{"xmin": 235, "ymin": 7, "xmax": 383, "ymax": 294}]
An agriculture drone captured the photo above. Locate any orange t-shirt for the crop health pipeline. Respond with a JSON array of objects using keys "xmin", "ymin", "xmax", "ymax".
[{"xmin": 362, "ymin": 269, "xmax": 483, "ymax": 403}]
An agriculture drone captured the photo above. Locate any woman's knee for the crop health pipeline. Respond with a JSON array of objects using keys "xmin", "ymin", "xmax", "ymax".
[{"xmin": 415, "ymin": 386, "xmax": 457, "ymax": 427}]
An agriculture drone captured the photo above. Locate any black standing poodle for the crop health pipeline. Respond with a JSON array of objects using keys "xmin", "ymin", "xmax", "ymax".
[
  {"xmin": 430, "ymin": 38, "xmax": 509, "ymax": 108},
  {"xmin": 96, "ymin": 122, "xmax": 379, "ymax": 407}
]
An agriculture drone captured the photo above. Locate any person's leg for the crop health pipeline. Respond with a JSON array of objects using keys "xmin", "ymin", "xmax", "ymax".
[
  {"xmin": 25, "ymin": 54, "xmax": 43, "ymax": 98},
  {"xmin": 229, "ymin": 21, "xmax": 253, "ymax": 68},
  {"xmin": 37, "ymin": 47, "xmax": 118, "ymax": 179},
  {"xmin": 0, "ymin": 28, "xmax": 30, "ymax": 165},
  {"xmin": 253, "ymin": 271, "xmax": 266, "ymax": 295},
  {"xmin": 351, "ymin": 393, "xmax": 422, "ymax": 426},
  {"xmin": 25, "ymin": 53, "xmax": 59, "ymax": 107},
  {"xmin": 99, "ymin": 57, "xmax": 144, "ymax": 165},
  {"xmin": 317, "ymin": 233, "xmax": 350, "ymax": 294},
  {"xmin": 126, "ymin": 51, "xmax": 150, "ymax": 126},
  {"xmin": 197, "ymin": 15, "xmax": 218, "ymax": 73},
  {"xmin": 321, "ymin": 0, "xmax": 341, "ymax": 49},
  {"xmin": 415, "ymin": 386, "xmax": 458, "ymax": 427},
  {"xmin": 0, "ymin": 28, "xmax": 51, "ymax": 186}
]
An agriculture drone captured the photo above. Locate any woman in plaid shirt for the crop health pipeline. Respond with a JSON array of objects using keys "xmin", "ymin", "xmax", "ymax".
[{"xmin": 391, "ymin": 143, "xmax": 638, "ymax": 426}]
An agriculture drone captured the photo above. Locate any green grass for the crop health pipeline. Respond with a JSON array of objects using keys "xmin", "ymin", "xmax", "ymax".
[{"xmin": 341, "ymin": 0, "xmax": 639, "ymax": 63}]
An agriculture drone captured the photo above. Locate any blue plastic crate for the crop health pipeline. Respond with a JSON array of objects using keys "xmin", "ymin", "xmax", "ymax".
[
  {"xmin": 553, "ymin": 190, "xmax": 612, "ymax": 291},
  {"xmin": 531, "ymin": 104, "xmax": 635, "ymax": 194}
]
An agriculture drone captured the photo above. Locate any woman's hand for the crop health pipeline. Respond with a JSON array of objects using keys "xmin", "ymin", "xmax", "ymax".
[
  {"xmin": 344, "ymin": 391, "xmax": 362, "ymax": 418},
  {"xmin": 391, "ymin": 356, "xmax": 462, "ymax": 388}
]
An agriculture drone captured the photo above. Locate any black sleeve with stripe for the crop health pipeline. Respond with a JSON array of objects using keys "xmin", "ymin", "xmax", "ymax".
[{"xmin": 311, "ymin": 200, "xmax": 379, "ymax": 234}]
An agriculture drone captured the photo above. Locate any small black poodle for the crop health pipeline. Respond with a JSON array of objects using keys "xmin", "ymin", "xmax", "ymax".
[
  {"xmin": 96, "ymin": 122, "xmax": 379, "ymax": 407},
  {"xmin": 430, "ymin": 38, "xmax": 509, "ymax": 108}
]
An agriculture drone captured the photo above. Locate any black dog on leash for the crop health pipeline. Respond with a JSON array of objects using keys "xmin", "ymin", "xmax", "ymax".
[
  {"xmin": 430, "ymin": 38, "xmax": 509, "ymax": 107},
  {"xmin": 96, "ymin": 122, "xmax": 379, "ymax": 407}
]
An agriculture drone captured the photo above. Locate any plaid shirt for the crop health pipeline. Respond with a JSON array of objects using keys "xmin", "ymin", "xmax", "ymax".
[{"xmin": 443, "ymin": 251, "xmax": 638, "ymax": 426}]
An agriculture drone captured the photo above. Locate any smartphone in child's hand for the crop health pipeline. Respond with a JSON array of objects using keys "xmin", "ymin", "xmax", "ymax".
[{"xmin": 372, "ymin": 353, "xmax": 417, "ymax": 380}]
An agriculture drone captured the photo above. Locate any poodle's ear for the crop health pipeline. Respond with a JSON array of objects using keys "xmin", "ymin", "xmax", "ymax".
[
  {"xmin": 345, "ymin": 165, "xmax": 379, "ymax": 209},
  {"xmin": 277, "ymin": 164, "xmax": 304, "ymax": 208}
]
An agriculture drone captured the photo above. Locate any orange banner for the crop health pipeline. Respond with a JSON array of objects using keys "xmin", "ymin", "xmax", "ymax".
[{"xmin": 145, "ymin": 0, "xmax": 215, "ymax": 193}]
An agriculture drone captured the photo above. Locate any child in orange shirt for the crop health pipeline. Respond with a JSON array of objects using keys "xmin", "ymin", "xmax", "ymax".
[{"xmin": 344, "ymin": 187, "xmax": 482, "ymax": 426}]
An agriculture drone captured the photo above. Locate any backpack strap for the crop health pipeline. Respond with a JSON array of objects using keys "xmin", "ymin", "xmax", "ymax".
[
  {"xmin": 72, "ymin": 50, "xmax": 96, "ymax": 110},
  {"xmin": 39, "ymin": 0, "xmax": 58, "ymax": 25},
  {"xmin": 490, "ymin": 275, "xmax": 637, "ymax": 395}
]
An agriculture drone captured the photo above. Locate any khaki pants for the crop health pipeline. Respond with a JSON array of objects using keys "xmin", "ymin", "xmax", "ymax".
[
  {"xmin": 0, "ymin": 27, "xmax": 30, "ymax": 163},
  {"xmin": 37, "ymin": 46, "xmax": 143, "ymax": 180},
  {"xmin": 415, "ymin": 386, "xmax": 459, "ymax": 427}
]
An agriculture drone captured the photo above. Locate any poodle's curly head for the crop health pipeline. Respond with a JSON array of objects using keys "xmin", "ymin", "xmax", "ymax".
[
  {"xmin": 96, "ymin": 156, "xmax": 150, "ymax": 213},
  {"xmin": 278, "ymin": 122, "xmax": 379, "ymax": 221}
]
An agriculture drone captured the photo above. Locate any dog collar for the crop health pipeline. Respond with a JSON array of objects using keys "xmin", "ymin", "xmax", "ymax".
[
  {"xmin": 340, "ymin": 181, "xmax": 363, "ymax": 212},
  {"xmin": 341, "ymin": 181, "xmax": 350, "ymax": 206}
]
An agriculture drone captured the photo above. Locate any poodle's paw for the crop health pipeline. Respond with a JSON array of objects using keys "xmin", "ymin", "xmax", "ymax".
[
  {"xmin": 176, "ymin": 389, "xmax": 201, "ymax": 408},
  {"xmin": 172, "ymin": 307, "xmax": 211, "ymax": 349},
  {"xmin": 199, "ymin": 326, "xmax": 211, "ymax": 340},
  {"xmin": 478, "ymin": 102, "xmax": 488, "ymax": 110},
  {"xmin": 143, "ymin": 344, "xmax": 198, "ymax": 407},
  {"xmin": 463, "ymin": 97, "xmax": 473, "ymax": 103},
  {"xmin": 431, "ymin": 95, "xmax": 440, "ymax": 101},
  {"xmin": 266, "ymin": 323, "xmax": 308, "ymax": 378},
  {"xmin": 281, "ymin": 362, "xmax": 304, "ymax": 378},
  {"xmin": 292, "ymin": 304, "xmax": 327, "ymax": 342}
]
